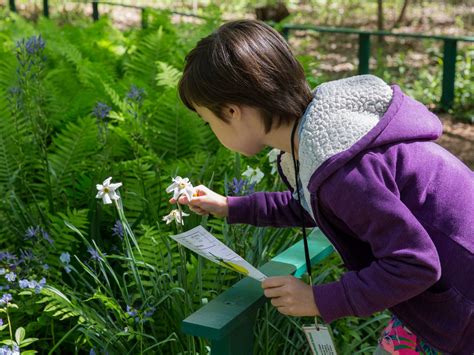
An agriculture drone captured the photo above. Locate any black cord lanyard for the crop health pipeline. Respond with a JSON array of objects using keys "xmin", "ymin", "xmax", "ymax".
[{"xmin": 290, "ymin": 118, "xmax": 312, "ymax": 281}]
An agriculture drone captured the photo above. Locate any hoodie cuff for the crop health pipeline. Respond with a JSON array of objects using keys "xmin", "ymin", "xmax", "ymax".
[
  {"xmin": 226, "ymin": 195, "xmax": 254, "ymax": 225},
  {"xmin": 313, "ymin": 280, "xmax": 356, "ymax": 323}
]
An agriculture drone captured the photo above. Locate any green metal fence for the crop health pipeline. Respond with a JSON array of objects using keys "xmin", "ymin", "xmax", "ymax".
[
  {"xmin": 8, "ymin": 0, "xmax": 473, "ymax": 110},
  {"xmin": 282, "ymin": 24, "xmax": 473, "ymax": 110}
]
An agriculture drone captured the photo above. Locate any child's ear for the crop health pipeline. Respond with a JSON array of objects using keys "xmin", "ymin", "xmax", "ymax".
[{"xmin": 223, "ymin": 104, "xmax": 241, "ymax": 121}]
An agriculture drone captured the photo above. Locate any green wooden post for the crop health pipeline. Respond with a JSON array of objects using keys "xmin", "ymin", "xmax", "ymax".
[
  {"xmin": 282, "ymin": 26, "xmax": 290, "ymax": 42},
  {"xmin": 181, "ymin": 229, "xmax": 334, "ymax": 355},
  {"xmin": 43, "ymin": 0, "xmax": 49, "ymax": 18},
  {"xmin": 358, "ymin": 33, "xmax": 371, "ymax": 74},
  {"xmin": 9, "ymin": 0, "xmax": 16, "ymax": 12},
  {"xmin": 92, "ymin": 1, "xmax": 99, "ymax": 21},
  {"xmin": 440, "ymin": 39, "xmax": 457, "ymax": 110}
]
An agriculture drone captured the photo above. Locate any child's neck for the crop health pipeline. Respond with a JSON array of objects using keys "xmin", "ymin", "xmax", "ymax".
[{"xmin": 263, "ymin": 122, "xmax": 299, "ymax": 160}]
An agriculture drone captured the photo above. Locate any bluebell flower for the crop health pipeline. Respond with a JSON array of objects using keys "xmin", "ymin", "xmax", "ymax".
[
  {"xmin": 89, "ymin": 349, "xmax": 96, "ymax": 355},
  {"xmin": 144, "ymin": 307, "xmax": 156, "ymax": 318},
  {"xmin": 92, "ymin": 102, "xmax": 111, "ymax": 120},
  {"xmin": 0, "ymin": 293, "xmax": 12, "ymax": 305},
  {"xmin": 42, "ymin": 263, "xmax": 49, "ymax": 270},
  {"xmin": 24, "ymin": 226, "xmax": 38, "ymax": 240},
  {"xmin": 5, "ymin": 272, "xmax": 16, "ymax": 282},
  {"xmin": 226, "ymin": 177, "xmax": 256, "ymax": 196},
  {"xmin": 0, "ymin": 252, "xmax": 18, "ymax": 263},
  {"xmin": 64, "ymin": 265, "xmax": 72, "ymax": 274},
  {"xmin": 230, "ymin": 178, "xmax": 245, "ymax": 195},
  {"xmin": 126, "ymin": 305, "xmax": 137, "ymax": 317},
  {"xmin": 24, "ymin": 35, "xmax": 46, "ymax": 56},
  {"xmin": 87, "ymin": 247, "xmax": 103, "ymax": 262},
  {"xmin": 42, "ymin": 230, "xmax": 53, "ymax": 244},
  {"xmin": 0, "ymin": 268, "xmax": 5, "ymax": 275},
  {"xmin": 126, "ymin": 85, "xmax": 145, "ymax": 103},
  {"xmin": 20, "ymin": 249, "xmax": 35, "ymax": 263},
  {"xmin": 0, "ymin": 318, "xmax": 3, "ymax": 326},
  {"xmin": 111, "ymin": 220, "xmax": 124, "ymax": 239},
  {"xmin": 60, "ymin": 252, "xmax": 71, "ymax": 264},
  {"xmin": 19, "ymin": 279, "xmax": 29, "ymax": 289},
  {"xmin": 34, "ymin": 278, "xmax": 46, "ymax": 293},
  {"xmin": 93, "ymin": 102, "xmax": 112, "ymax": 142}
]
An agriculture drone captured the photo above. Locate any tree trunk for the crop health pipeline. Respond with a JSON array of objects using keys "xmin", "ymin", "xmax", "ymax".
[{"xmin": 392, "ymin": 0, "xmax": 410, "ymax": 29}]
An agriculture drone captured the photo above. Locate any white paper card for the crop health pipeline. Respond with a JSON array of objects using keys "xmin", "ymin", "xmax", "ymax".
[
  {"xmin": 169, "ymin": 226, "xmax": 268, "ymax": 281},
  {"xmin": 303, "ymin": 325, "xmax": 337, "ymax": 355}
]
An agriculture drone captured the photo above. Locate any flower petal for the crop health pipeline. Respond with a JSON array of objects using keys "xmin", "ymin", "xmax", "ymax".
[
  {"xmin": 165, "ymin": 183, "xmax": 176, "ymax": 193},
  {"xmin": 109, "ymin": 182, "xmax": 122, "ymax": 190},
  {"xmin": 103, "ymin": 177, "xmax": 113, "ymax": 186},
  {"xmin": 103, "ymin": 194, "xmax": 112, "ymax": 204}
]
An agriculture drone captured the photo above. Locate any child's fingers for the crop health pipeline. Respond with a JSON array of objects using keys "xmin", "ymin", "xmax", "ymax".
[
  {"xmin": 263, "ymin": 286, "xmax": 284, "ymax": 298},
  {"xmin": 189, "ymin": 205, "xmax": 208, "ymax": 215},
  {"xmin": 261, "ymin": 276, "xmax": 291, "ymax": 289}
]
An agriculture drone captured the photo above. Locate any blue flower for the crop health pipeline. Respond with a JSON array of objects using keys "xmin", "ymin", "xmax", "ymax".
[
  {"xmin": 24, "ymin": 226, "xmax": 38, "ymax": 240},
  {"xmin": 42, "ymin": 230, "xmax": 53, "ymax": 244},
  {"xmin": 64, "ymin": 265, "xmax": 71, "ymax": 274},
  {"xmin": 5, "ymin": 272, "xmax": 16, "ymax": 282},
  {"xmin": 126, "ymin": 305, "xmax": 137, "ymax": 317},
  {"xmin": 42, "ymin": 263, "xmax": 49, "ymax": 270},
  {"xmin": 0, "ymin": 268, "xmax": 5, "ymax": 275},
  {"xmin": 34, "ymin": 278, "xmax": 46, "ymax": 293},
  {"xmin": 0, "ymin": 252, "xmax": 17, "ymax": 263},
  {"xmin": 126, "ymin": 85, "xmax": 145, "ymax": 103},
  {"xmin": 111, "ymin": 220, "xmax": 124, "ymax": 239},
  {"xmin": 20, "ymin": 249, "xmax": 35, "ymax": 263},
  {"xmin": 92, "ymin": 102, "xmax": 111, "ymax": 120},
  {"xmin": 227, "ymin": 177, "xmax": 256, "ymax": 196},
  {"xmin": 19, "ymin": 279, "xmax": 29, "ymax": 289},
  {"xmin": 24, "ymin": 35, "xmax": 46, "ymax": 56},
  {"xmin": 87, "ymin": 247, "xmax": 103, "ymax": 262},
  {"xmin": 0, "ymin": 318, "xmax": 2, "ymax": 326},
  {"xmin": 60, "ymin": 252, "xmax": 71, "ymax": 264},
  {"xmin": 89, "ymin": 349, "xmax": 96, "ymax": 355},
  {"xmin": 144, "ymin": 307, "xmax": 156, "ymax": 318},
  {"xmin": 0, "ymin": 294, "xmax": 12, "ymax": 305}
]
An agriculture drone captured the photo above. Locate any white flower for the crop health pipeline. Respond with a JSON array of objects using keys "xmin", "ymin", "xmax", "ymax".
[
  {"xmin": 242, "ymin": 166, "xmax": 264, "ymax": 185},
  {"xmin": 267, "ymin": 148, "xmax": 280, "ymax": 175},
  {"xmin": 96, "ymin": 177, "xmax": 122, "ymax": 204},
  {"xmin": 166, "ymin": 176, "xmax": 195, "ymax": 201},
  {"xmin": 163, "ymin": 209, "xmax": 189, "ymax": 225}
]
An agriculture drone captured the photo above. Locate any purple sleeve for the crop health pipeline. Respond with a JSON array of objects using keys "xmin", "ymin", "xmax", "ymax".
[
  {"xmin": 313, "ymin": 154, "xmax": 441, "ymax": 323},
  {"xmin": 227, "ymin": 191, "xmax": 316, "ymax": 228}
]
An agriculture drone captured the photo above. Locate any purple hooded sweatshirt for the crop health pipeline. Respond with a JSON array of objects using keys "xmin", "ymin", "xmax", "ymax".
[{"xmin": 227, "ymin": 76, "xmax": 473, "ymax": 354}]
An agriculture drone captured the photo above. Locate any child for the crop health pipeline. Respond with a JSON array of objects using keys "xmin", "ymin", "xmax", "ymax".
[{"xmin": 174, "ymin": 19, "xmax": 473, "ymax": 354}]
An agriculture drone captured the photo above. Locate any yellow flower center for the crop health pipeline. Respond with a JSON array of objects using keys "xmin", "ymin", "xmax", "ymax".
[
  {"xmin": 103, "ymin": 187, "xmax": 110, "ymax": 193},
  {"xmin": 179, "ymin": 183, "xmax": 186, "ymax": 189}
]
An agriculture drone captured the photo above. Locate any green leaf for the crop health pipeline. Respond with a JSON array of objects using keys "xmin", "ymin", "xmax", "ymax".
[
  {"xmin": 15, "ymin": 327, "xmax": 25, "ymax": 344},
  {"xmin": 19, "ymin": 338, "xmax": 39, "ymax": 348}
]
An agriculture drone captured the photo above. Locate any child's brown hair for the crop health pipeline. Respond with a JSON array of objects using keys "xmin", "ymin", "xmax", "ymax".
[{"xmin": 178, "ymin": 19, "xmax": 312, "ymax": 133}]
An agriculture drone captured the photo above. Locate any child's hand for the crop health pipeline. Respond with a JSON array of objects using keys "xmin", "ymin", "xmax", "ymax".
[
  {"xmin": 262, "ymin": 276, "xmax": 320, "ymax": 317},
  {"xmin": 169, "ymin": 185, "xmax": 229, "ymax": 218}
]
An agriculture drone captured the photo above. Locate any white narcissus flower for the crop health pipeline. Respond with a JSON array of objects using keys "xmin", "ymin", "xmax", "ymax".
[
  {"xmin": 96, "ymin": 177, "xmax": 122, "ymax": 204},
  {"xmin": 163, "ymin": 209, "xmax": 189, "ymax": 225},
  {"xmin": 166, "ymin": 176, "xmax": 195, "ymax": 201},
  {"xmin": 267, "ymin": 148, "xmax": 280, "ymax": 175},
  {"xmin": 242, "ymin": 166, "xmax": 264, "ymax": 185}
]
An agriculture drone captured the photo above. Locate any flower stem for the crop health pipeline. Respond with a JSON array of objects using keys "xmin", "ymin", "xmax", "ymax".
[{"xmin": 6, "ymin": 308, "xmax": 13, "ymax": 340}]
